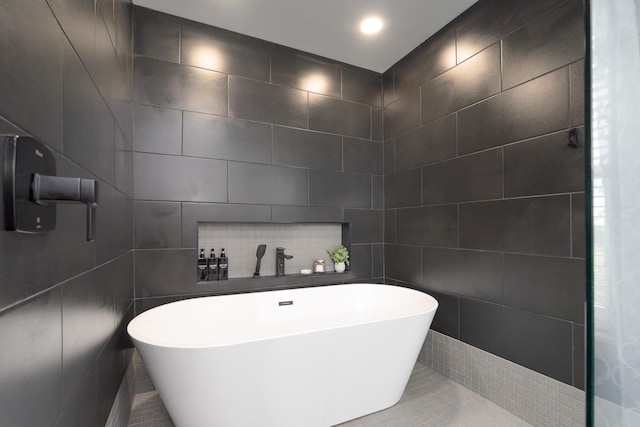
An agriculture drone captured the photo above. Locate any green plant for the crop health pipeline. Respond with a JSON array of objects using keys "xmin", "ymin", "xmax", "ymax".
[{"xmin": 326, "ymin": 245, "xmax": 350, "ymax": 265}]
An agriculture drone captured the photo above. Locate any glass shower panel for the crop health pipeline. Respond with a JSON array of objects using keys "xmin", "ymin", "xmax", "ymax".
[{"xmin": 590, "ymin": 0, "xmax": 640, "ymax": 424}]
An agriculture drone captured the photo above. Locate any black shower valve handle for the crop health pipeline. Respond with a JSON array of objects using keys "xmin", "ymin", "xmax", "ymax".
[{"xmin": 31, "ymin": 173, "xmax": 98, "ymax": 241}]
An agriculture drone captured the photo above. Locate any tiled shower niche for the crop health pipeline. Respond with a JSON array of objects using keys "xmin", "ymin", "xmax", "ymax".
[{"xmin": 197, "ymin": 223, "xmax": 349, "ymax": 280}]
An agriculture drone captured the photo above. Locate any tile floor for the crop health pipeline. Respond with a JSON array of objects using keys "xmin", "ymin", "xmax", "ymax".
[{"xmin": 127, "ymin": 362, "xmax": 531, "ymax": 427}]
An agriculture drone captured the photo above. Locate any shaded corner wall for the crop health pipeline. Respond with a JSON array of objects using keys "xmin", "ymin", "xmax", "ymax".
[
  {"xmin": 383, "ymin": 0, "xmax": 586, "ymax": 389},
  {"xmin": 0, "ymin": 0, "xmax": 134, "ymax": 426},
  {"xmin": 131, "ymin": 7, "xmax": 384, "ymax": 312}
]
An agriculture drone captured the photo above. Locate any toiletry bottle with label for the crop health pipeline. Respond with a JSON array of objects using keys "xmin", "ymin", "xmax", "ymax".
[
  {"xmin": 219, "ymin": 248, "xmax": 228, "ymax": 280},
  {"xmin": 208, "ymin": 249, "xmax": 218, "ymax": 281},
  {"xmin": 198, "ymin": 249, "xmax": 209, "ymax": 281}
]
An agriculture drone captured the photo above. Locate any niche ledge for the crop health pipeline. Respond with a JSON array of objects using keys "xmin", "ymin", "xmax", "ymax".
[{"xmin": 196, "ymin": 221, "xmax": 352, "ymax": 283}]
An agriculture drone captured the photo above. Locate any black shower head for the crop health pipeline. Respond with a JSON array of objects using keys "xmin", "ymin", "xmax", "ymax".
[{"xmin": 254, "ymin": 244, "xmax": 267, "ymax": 277}]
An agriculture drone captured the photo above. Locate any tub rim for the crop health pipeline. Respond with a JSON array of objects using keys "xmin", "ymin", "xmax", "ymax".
[{"xmin": 128, "ymin": 283, "xmax": 438, "ymax": 350}]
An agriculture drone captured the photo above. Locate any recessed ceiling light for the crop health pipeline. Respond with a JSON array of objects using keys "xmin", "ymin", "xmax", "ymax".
[{"xmin": 360, "ymin": 17, "xmax": 383, "ymax": 35}]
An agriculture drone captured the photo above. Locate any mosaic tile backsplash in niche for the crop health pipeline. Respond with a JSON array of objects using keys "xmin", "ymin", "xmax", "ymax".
[{"xmin": 198, "ymin": 223, "xmax": 343, "ymax": 279}]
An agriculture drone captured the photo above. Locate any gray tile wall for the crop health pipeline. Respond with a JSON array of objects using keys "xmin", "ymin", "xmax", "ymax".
[
  {"xmin": 383, "ymin": 0, "xmax": 586, "ymax": 389},
  {"xmin": 0, "ymin": 0, "xmax": 134, "ymax": 426},
  {"xmin": 0, "ymin": 1, "xmax": 588, "ymax": 425},
  {"xmin": 132, "ymin": 7, "xmax": 384, "ymax": 309},
  {"xmin": 422, "ymin": 330, "xmax": 586, "ymax": 426}
]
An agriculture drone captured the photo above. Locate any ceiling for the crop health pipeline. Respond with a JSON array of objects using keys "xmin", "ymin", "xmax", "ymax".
[{"xmin": 132, "ymin": 0, "xmax": 479, "ymax": 73}]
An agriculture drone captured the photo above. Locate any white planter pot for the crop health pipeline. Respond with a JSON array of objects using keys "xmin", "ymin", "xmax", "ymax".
[{"xmin": 334, "ymin": 262, "xmax": 346, "ymax": 273}]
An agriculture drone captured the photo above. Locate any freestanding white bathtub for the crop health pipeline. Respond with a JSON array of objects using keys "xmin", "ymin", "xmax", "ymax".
[{"xmin": 128, "ymin": 284, "xmax": 438, "ymax": 427}]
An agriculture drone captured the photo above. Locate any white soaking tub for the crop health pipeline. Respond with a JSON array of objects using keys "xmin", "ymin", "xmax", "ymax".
[{"xmin": 127, "ymin": 283, "xmax": 438, "ymax": 427}]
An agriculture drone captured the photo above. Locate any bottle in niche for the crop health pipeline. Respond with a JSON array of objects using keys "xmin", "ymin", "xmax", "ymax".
[
  {"xmin": 219, "ymin": 248, "xmax": 228, "ymax": 280},
  {"xmin": 208, "ymin": 249, "xmax": 218, "ymax": 281},
  {"xmin": 197, "ymin": 249, "xmax": 209, "ymax": 281}
]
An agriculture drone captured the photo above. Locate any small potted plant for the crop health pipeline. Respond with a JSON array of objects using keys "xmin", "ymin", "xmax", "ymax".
[{"xmin": 326, "ymin": 245, "xmax": 349, "ymax": 273}]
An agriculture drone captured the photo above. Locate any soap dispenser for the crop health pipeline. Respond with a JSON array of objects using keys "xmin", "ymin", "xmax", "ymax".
[
  {"xmin": 219, "ymin": 248, "xmax": 228, "ymax": 280},
  {"xmin": 197, "ymin": 249, "xmax": 209, "ymax": 281},
  {"xmin": 208, "ymin": 249, "xmax": 218, "ymax": 281}
]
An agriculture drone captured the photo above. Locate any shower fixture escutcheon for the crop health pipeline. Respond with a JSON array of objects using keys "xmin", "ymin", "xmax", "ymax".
[{"xmin": 3, "ymin": 135, "xmax": 98, "ymax": 241}]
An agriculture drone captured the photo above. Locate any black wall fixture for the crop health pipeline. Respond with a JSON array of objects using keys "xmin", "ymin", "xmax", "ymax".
[
  {"xmin": 3, "ymin": 136, "xmax": 98, "ymax": 241},
  {"xmin": 568, "ymin": 127, "xmax": 580, "ymax": 148}
]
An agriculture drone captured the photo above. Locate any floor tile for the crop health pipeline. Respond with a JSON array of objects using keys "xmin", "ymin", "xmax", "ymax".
[{"xmin": 126, "ymin": 363, "xmax": 531, "ymax": 427}]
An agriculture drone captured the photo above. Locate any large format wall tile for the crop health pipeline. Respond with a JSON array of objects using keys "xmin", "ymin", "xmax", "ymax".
[
  {"xmin": 229, "ymin": 76, "xmax": 308, "ymax": 128},
  {"xmin": 372, "ymin": 175, "xmax": 384, "ymax": 209},
  {"xmin": 0, "ymin": 0, "xmax": 63, "ymax": 150},
  {"xmin": 372, "ymin": 107, "xmax": 383, "ymax": 141},
  {"xmin": 420, "ymin": 43, "xmax": 501, "ymax": 124},
  {"xmin": 393, "ymin": 29, "xmax": 456, "ymax": 97},
  {"xmin": 47, "ymin": 0, "xmax": 97, "ymax": 74},
  {"xmin": 455, "ymin": 0, "xmax": 564, "ymax": 62},
  {"xmin": 134, "ymin": 249, "xmax": 201, "ymax": 297},
  {"xmin": 134, "ymin": 201, "xmax": 182, "ymax": 249},
  {"xmin": 96, "ymin": 183, "xmax": 133, "ymax": 264},
  {"xmin": 110, "ymin": 253, "xmax": 135, "ymax": 322},
  {"xmin": 62, "ymin": 270, "xmax": 115, "ymax": 405},
  {"xmin": 504, "ymin": 128, "xmax": 585, "ymax": 197},
  {"xmin": 181, "ymin": 203, "xmax": 271, "ymax": 247},
  {"xmin": 395, "ymin": 114, "xmax": 456, "ymax": 172},
  {"xmin": 418, "ymin": 287, "xmax": 460, "ymax": 339},
  {"xmin": 134, "ymin": 57, "xmax": 228, "ymax": 115},
  {"xmin": 63, "ymin": 45, "xmax": 115, "ymax": 185},
  {"xmin": 309, "ymin": 170, "xmax": 372, "ymax": 208},
  {"xmin": 133, "ymin": 7, "xmax": 179, "ymax": 62},
  {"xmin": 228, "ymin": 162, "xmax": 308, "ymax": 206},
  {"xmin": 133, "ymin": 104, "xmax": 182, "ymax": 155},
  {"xmin": 395, "ymin": 206, "xmax": 458, "ymax": 247},
  {"xmin": 342, "ymin": 67, "xmax": 382, "ymax": 107},
  {"xmin": 458, "ymin": 67, "xmax": 569, "ymax": 155},
  {"xmin": 1, "ymin": 2, "xmax": 133, "ymax": 426},
  {"xmin": 460, "ymin": 196, "xmax": 571, "ymax": 256},
  {"xmin": 503, "ymin": 254, "xmax": 585, "ymax": 322},
  {"xmin": 422, "ymin": 148, "xmax": 503, "ymax": 204},
  {"xmin": 271, "ymin": 47, "xmax": 341, "ymax": 97},
  {"xmin": 384, "ymin": 169, "xmax": 422, "ymax": 209},
  {"xmin": 382, "ymin": 0, "xmax": 584, "ymax": 390},
  {"xmin": 573, "ymin": 324, "xmax": 585, "ymax": 389},
  {"xmin": 273, "ymin": 126, "xmax": 342, "ymax": 171},
  {"xmin": 271, "ymin": 206, "xmax": 343, "ymax": 223},
  {"xmin": 115, "ymin": 128, "xmax": 134, "ymax": 198},
  {"xmin": 385, "ymin": 244, "xmax": 422, "ymax": 285},
  {"xmin": 184, "ymin": 112, "xmax": 272, "ymax": 163},
  {"xmin": 181, "ymin": 25, "xmax": 270, "ymax": 81},
  {"xmin": 384, "ymin": 210, "xmax": 396, "ymax": 244},
  {"xmin": 343, "ymin": 137, "xmax": 383, "ymax": 175},
  {"xmin": 384, "ymin": 140, "xmax": 395, "ymax": 175},
  {"xmin": 308, "ymin": 94, "xmax": 371, "ymax": 139},
  {"xmin": 344, "ymin": 209, "xmax": 383, "ymax": 243},
  {"xmin": 422, "ymin": 248, "xmax": 503, "ymax": 303},
  {"xmin": 570, "ymin": 60, "xmax": 585, "ymax": 126},
  {"xmin": 349, "ymin": 244, "xmax": 373, "ymax": 279},
  {"xmin": 384, "ymin": 90, "xmax": 420, "ymax": 140},
  {"xmin": 502, "ymin": 0, "xmax": 584, "ymax": 89},
  {"xmin": 572, "ymin": 193, "xmax": 586, "ymax": 258},
  {"xmin": 460, "ymin": 299, "xmax": 573, "ymax": 384},
  {"xmin": 134, "ymin": 152, "xmax": 228, "ymax": 202},
  {"xmin": 459, "ymin": 195, "xmax": 571, "ymax": 256},
  {"xmin": 382, "ymin": 70, "xmax": 396, "ymax": 107},
  {"xmin": 0, "ymin": 290, "xmax": 62, "ymax": 427}
]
